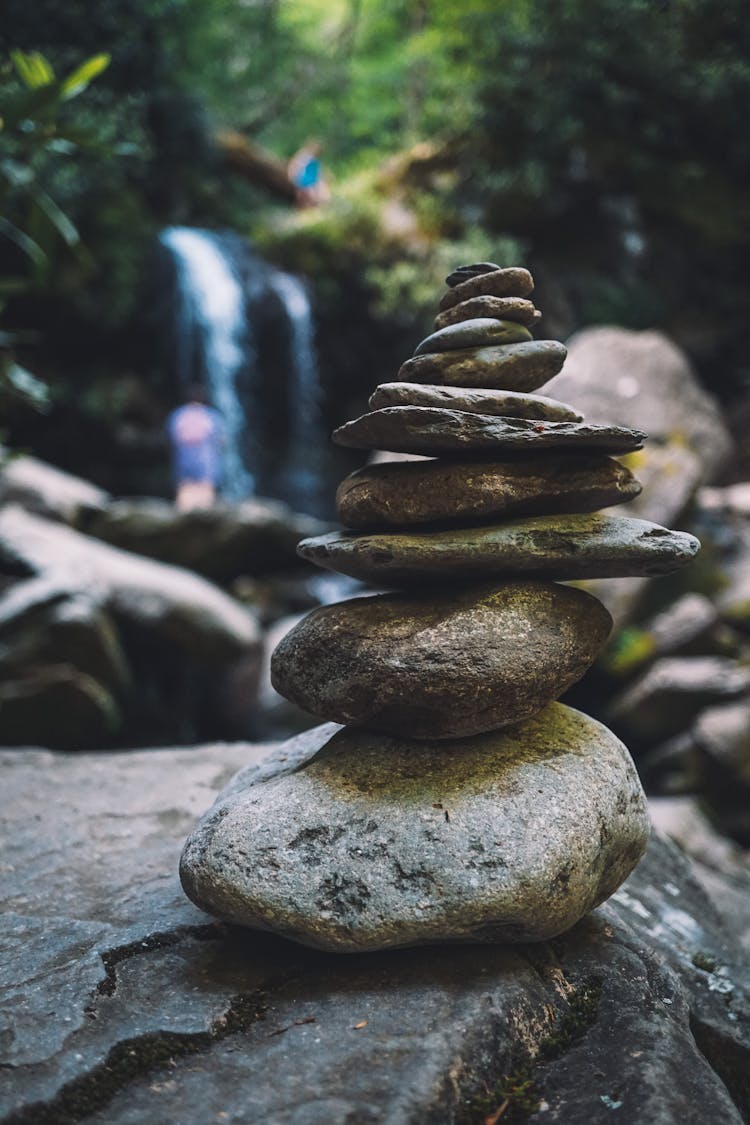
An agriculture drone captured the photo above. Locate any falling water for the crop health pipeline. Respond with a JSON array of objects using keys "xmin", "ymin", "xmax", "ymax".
[
  {"xmin": 267, "ymin": 269, "xmax": 325, "ymax": 512},
  {"xmin": 159, "ymin": 227, "xmax": 255, "ymax": 500}
]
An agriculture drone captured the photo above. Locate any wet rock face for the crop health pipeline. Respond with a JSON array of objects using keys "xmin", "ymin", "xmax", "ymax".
[
  {"xmin": 271, "ymin": 582, "xmax": 612, "ymax": 738},
  {"xmin": 180, "ymin": 707, "xmax": 649, "ymax": 952}
]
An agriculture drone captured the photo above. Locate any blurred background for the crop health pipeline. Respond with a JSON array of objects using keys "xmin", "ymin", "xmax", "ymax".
[{"xmin": 2, "ymin": 1, "xmax": 750, "ymax": 890}]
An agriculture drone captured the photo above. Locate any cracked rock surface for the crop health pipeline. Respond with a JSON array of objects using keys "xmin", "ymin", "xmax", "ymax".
[{"xmin": 1, "ymin": 739, "xmax": 748, "ymax": 1124}]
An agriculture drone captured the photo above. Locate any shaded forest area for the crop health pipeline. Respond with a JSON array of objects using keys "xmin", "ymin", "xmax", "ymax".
[{"xmin": 1, "ymin": 0, "xmax": 749, "ymax": 493}]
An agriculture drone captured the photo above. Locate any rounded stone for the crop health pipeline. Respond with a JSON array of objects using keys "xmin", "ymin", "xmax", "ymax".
[
  {"xmin": 271, "ymin": 581, "xmax": 612, "ymax": 738},
  {"xmin": 397, "ymin": 341, "xmax": 568, "ymax": 391},
  {"xmin": 368, "ymin": 383, "xmax": 582, "ymax": 421},
  {"xmin": 434, "ymin": 297, "xmax": 539, "ymax": 331},
  {"xmin": 414, "ymin": 318, "xmax": 532, "ymax": 356},
  {"xmin": 440, "ymin": 267, "xmax": 534, "ymax": 310},
  {"xmin": 297, "ymin": 514, "xmax": 701, "ymax": 585},
  {"xmin": 179, "ymin": 705, "xmax": 650, "ymax": 952},
  {"xmin": 336, "ymin": 455, "xmax": 641, "ymax": 530},
  {"xmin": 332, "ymin": 407, "xmax": 646, "ymax": 457}
]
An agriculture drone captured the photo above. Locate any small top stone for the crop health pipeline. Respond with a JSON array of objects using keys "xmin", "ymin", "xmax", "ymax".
[
  {"xmin": 439, "ymin": 267, "xmax": 535, "ymax": 311},
  {"xmin": 445, "ymin": 262, "xmax": 501, "ymax": 287}
]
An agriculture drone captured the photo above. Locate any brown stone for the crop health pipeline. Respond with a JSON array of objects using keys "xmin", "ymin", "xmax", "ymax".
[
  {"xmin": 440, "ymin": 267, "xmax": 535, "ymax": 310},
  {"xmin": 397, "ymin": 341, "xmax": 567, "ymax": 391},
  {"xmin": 336, "ymin": 455, "xmax": 641, "ymax": 530},
  {"xmin": 270, "ymin": 581, "xmax": 612, "ymax": 739},
  {"xmin": 434, "ymin": 297, "xmax": 539, "ymax": 331},
  {"xmin": 368, "ymin": 383, "xmax": 582, "ymax": 421}
]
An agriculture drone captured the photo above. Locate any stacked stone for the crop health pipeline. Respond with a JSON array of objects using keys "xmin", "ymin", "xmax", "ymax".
[{"xmin": 180, "ymin": 263, "xmax": 700, "ymax": 953}]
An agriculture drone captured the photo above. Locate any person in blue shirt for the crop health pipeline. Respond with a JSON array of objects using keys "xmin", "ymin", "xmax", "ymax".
[
  {"xmin": 166, "ymin": 384, "xmax": 225, "ymax": 511},
  {"xmin": 288, "ymin": 140, "xmax": 330, "ymax": 208}
]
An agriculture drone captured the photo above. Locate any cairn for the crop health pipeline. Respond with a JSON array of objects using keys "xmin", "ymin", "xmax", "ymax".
[{"xmin": 180, "ymin": 263, "xmax": 700, "ymax": 952}]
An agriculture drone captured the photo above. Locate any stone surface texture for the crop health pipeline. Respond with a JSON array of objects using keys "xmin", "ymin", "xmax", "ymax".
[
  {"xmin": 545, "ymin": 327, "xmax": 732, "ymax": 487},
  {"xmin": 332, "ymin": 406, "xmax": 646, "ymax": 456},
  {"xmin": 83, "ymin": 496, "xmax": 325, "ymax": 585},
  {"xmin": 414, "ymin": 318, "xmax": 533, "ymax": 356},
  {"xmin": 368, "ymin": 381, "xmax": 582, "ymax": 421},
  {"xmin": 2, "ymin": 739, "xmax": 748, "ymax": 1124},
  {"xmin": 0, "ymin": 454, "xmax": 109, "ymax": 525},
  {"xmin": 440, "ymin": 266, "xmax": 534, "ymax": 309},
  {"xmin": 298, "ymin": 514, "xmax": 700, "ymax": 586},
  {"xmin": 433, "ymin": 295, "xmax": 538, "ymax": 331},
  {"xmin": 270, "ymin": 582, "xmax": 612, "ymax": 738},
  {"xmin": 397, "ymin": 340, "xmax": 567, "ymax": 390},
  {"xmin": 0, "ymin": 505, "xmax": 260, "ymax": 661},
  {"xmin": 181, "ymin": 708, "xmax": 648, "ymax": 950},
  {"xmin": 336, "ymin": 455, "xmax": 641, "ymax": 530}
]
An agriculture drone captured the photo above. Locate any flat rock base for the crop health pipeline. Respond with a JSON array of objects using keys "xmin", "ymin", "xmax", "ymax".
[{"xmin": 2, "ymin": 741, "xmax": 748, "ymax": 1124}]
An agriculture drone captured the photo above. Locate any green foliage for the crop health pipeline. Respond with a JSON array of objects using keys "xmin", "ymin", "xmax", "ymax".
[
  {"xmin": 0, "ymin": 48, "xmax": 111, "ymax": 414},
  {"xmin": 0, "ymin": 48, "xmax": 111, "ymax": 288}
]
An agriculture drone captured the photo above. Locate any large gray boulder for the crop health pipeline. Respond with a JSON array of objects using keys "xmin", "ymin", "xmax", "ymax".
[
  {"xmin": 607, "ymin": 657, "xmax": 750, "ymax": 746},
  {"xmin": 0, "ymin": 453, "xmax": 109, "ymax": 525},
  {"xmin": 545, "ymin": 328, "xmax": 731, "ymax": 624},
  {"xmin": 83, "ymin": 497, "xmax": 326, "ymax": 585},
  {"xmin": 1, "ymin": 739, "xmax": 748, "ymax": 1123},
  {"xmin": 0, "ymin": 576, "xmax": 131, "ymax": 748},
  {"xmin": 545, "ymin": 327, "xmax": 732, "ymax": 501},
  {"xmin": 0, "ymin": 505, "xmax": 260, "ymax": 662},
  {"xmin": 181, "ymin": 707, "xmax": 649, "ymax": 950}
]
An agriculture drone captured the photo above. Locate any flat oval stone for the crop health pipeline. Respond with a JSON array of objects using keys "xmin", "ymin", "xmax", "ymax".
[
  {"xmin": 369, "ymin": 383, "xmax": 582, "ymax": 421},
  {"xmin": 434, "ymin": 297, "xmax": 539, "ymax": 331},
  {"xmin": 414, "ymin": 319, "xmax": 532, "ymax": 356},
  {"xmin": 445, "ymin": 261, "xmax": 501, "ymax": 286},
  {"xmin": 397, "ymin": 341, "xmax": 568, "ymax": 391},
  {"xmin": 271, "ymin": 581, "xmax": 612, "ymax": 738},
  {"xmin": 297, "ymin": 515, "xmax": 701, "ymax": 585},
  {"xmin": 336, "ymin": 455, "xmax": 641, "ymax": 530},
  {"xmin": 179, "ymin": 704, "xmax": 650, "ymax": 951},
  {"xmin": 440, "ymin": 267, "xmax": 534, "ymax": 310},
  {"xmin": 332, "ymin": 407, "xmax": 646, "ymax": 456}
]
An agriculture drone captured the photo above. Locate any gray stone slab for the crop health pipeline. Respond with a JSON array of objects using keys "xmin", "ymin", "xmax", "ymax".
[
  {"xmin": 297, "ymin": 514, "xmax": 701, "ymax": 586},
  {"xmin": 332, "ymin": 407, "xmax": 645, "ymax": 457},
  {"xmin": 414, "ymin": 318, "xmax": 532, "ymax": 356},
  {"xmin": 1, "ymin": 740, "xmax": 748, "ymax": 1124},
  {"xmin": 368, "ymin": 382, "xmax": 582, "ymax": 421}
]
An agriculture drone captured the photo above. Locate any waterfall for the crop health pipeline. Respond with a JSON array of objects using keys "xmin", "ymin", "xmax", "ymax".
[
  {"xmin": 267, "ymin": 269, "xmax": 325, "ymax": 513},
  {"xmin": 159, "ymin": 227, "xmax": 256, "ymax": 501},
  {"xmin": 158, "ymin": 227, "xmax": 327, "ymax": 514}
]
